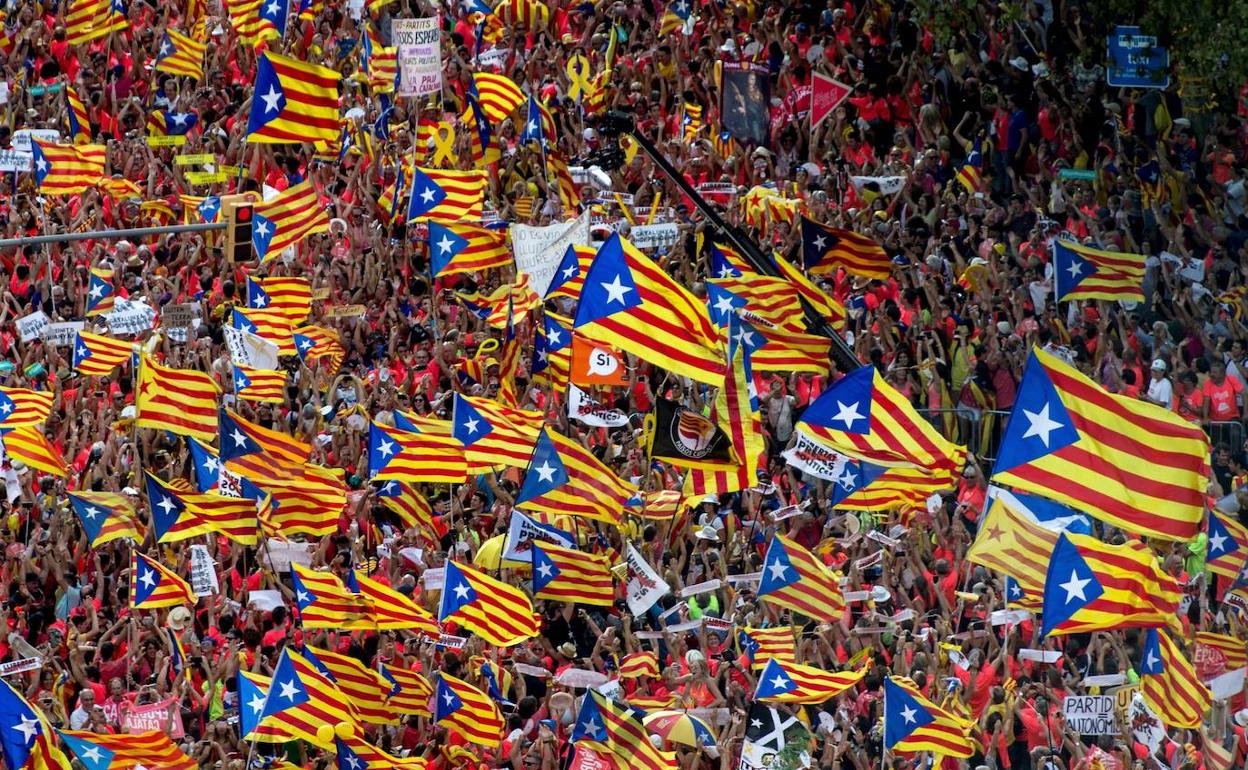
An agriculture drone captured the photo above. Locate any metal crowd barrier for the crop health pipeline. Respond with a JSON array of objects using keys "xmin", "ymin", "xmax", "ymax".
[{"xmin": 917, "ymin": 408, "xmax": 1012, "ymax": 469}]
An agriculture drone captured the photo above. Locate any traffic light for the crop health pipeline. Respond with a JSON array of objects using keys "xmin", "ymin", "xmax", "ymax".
[{"xmin": 223, "ymin": 200, "xmax": 254, "ymax": 262}]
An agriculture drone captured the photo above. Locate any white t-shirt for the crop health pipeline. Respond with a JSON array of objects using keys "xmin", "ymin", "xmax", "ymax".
[{"xmin": 1146, "ymin": 376, "xmax": 1173, "ymax": 406}]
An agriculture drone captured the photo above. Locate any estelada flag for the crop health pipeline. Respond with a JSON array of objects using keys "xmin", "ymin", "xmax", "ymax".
[{"xmin": 570, "ymin": 335, "xmax": 628, "ymax": 386}]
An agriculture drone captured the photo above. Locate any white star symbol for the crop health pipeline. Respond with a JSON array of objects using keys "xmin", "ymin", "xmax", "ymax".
[
  {"xmin": 813, "ymin": 234, "xmax": 827, "ymax": 250},
  {"xmin": 600, "ymin": 274, "xmax": 633, "ymax": 305},
  {"xmin": 1144, "ymin": 650, "xmax": 1159, "ymax": 670},
  {"xmin": 463, "ymin": 418, "xmax": 480, "ymax": 434},
  {"xmin": 534, "ymin": 461, "xmax": 557, "ymax": 483},
  {"xmin": 265, "ymin": 0, "xmax": 281, "ymax": 15},
  {"xmin": 76, "ymin": 346, "xmax": 89, "ymax": 359},
  {"xmin": 836, "ymin": 470, "xmax": 857, "ymax": 490},
  {"xmin": 420, "ymin": 186, "xmax": 436, "ymax": 204},
  {"xmin": 253, "ymin": 295, "xmax": 268, "ymax": 307},
  {"xmin": 172, "ymin": 113, "xmax": 189, "ymax": 126},
  {"xmin": 231, "ymin": 429, "xmax": 248, "ymax": 447},
  {"xmin": 88, "ymin": 282, "xmax": 105, "ymax": 299},
  {"xmin": 712, "ymin": 294, "xmax": 737, "ymax": 316},
  {"xmin": 452, "ymin": 582, "xmax": 470, "ymax": 600},
  {"xmin": 347, "ymin": 757, "xmax": 361, "ymax": 770},
  {"xmin": 248, "ymin": 693, "xmax": 266, "ymax": 714},
  {"xmin": 242, "ymin": 323, "xmax": 255, "ymax": 334},
  {"xmin": 1059, "ymin": 570, "xmax": 1091, "ymax": 604},
  {"xmin": 0, "ymin": 402, "xmax": 13, "ymax": 415},
  {"xmin": 278, "ymin": 679, "xmax": 299, "ymax": 701},
  {"xmin": 298, "ymin": 338, "xmax": 313, "ymax": 350},
  {"xmin": 159, "ymin": 40, "xmax": 172, "ymax": 56},
  {"xmin": 296, "ymin": 589, "xmax": 310, "ymax": 604},
  {"xmin": 832, "ymin": 400, "xmax": 864, "ymax": 429},
  {"xmin": 139, "ymin": 569, "xmax": 156, "ymax": 589},
  {"xmin": 156, "ymin": 496, "xmax": 176, "ymax": 517},
  {"xmin": 436, "ymin": 235, "xmax": 454, "ymax": 254},
  {"xmin": 81, "ymin": 745, "xmax": 103, "ymax": 763},
  {"xmin": 561, "ymin": 264, "xmax": 577, "ymax": 279},
  {"xmin": 36, "ymin": 158, "xmax": 48, "ymax": 173},
  {"xmin": 238, "ymin": 377, "xmax": 250, "ymax": 388},
  {"xmin": 900, "ymin": 705, "xmax": 917, "ymax": 724},
  {"xmin": 769, "ymin": 675, "xmax": 788, "ymax": 690},
  {"xmin": 526, "ymin": 119, "xmax": 539, "ymax": 134},
  {"xmin": 1021, "ymin": 403, "xmax": 1063, "ymax": 447},
  {"xmin": 536, "ymin": 350, "xmax": 548, "ymax": 364},
  {"xmin": 254, "ymin": 220, "xmax": 271, "ymax": 237},
  {"xmin": 766, "ymin": 557, "xmax": 788, "ymax": 582},
  {"xmin": 750, "ymin": 719, "xmax": 762, "ymax": 729},
  {"xmin": 377, "ymin": 439, "xmax": 395, "ymax": 457},
  {"xmin": 1210, "ymin": 531, "xmax": 1228, "ymax": 554},
  {"xmin": 442, "ymin": 690, "xmax": 456, "ymax": 705},
  {"xmin": 260, "ymin": 85, "xmax": 283, "ymax": 114},
  {"xmin": 13, "ymin": 715, "xmax": 39, "ymax": 742},
  {"xmin": 382, "ymin": 481, "xmax": 397, "ymax": 494},
  {"xmin": 734, "ymin": 327, "xmax": 755, "ymax": 348},
  {"xmin": 547, "ymin": 328, "xmax": 563, "ymax": 345},
  {"xmin": 203, "ymin": 456, "xmax": 219, "ymax": 472},
  {"xmin": 716, "ymin": 265, "xmax": 735, "ymax": 278},
  {"xmin": 84, "ymin": 506, "xmax": 101, "ymax": 519},
  {"xmin": 1066, "ymin": 260, "xmax": 1082, "ymax": 280},
  {"xmin": 536, "ymin": 562, "xmax": 553, "ymax": 578}
]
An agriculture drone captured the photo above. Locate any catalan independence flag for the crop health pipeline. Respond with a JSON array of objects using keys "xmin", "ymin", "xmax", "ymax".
[
  {"xmin": 964, "ymin": 495, "xmax": 1062, "ymax": 606},
  {"xmin": 290, "ymin": 564, "xmax": 370, "ymax": 629},
  {"xmin": 471, "ymin": 72, "xmax": 526, "ymax": 124},
  {"xmin": 707, "ymin": 275, "xmax": 807, "ymax": 334},
  {"xmin": 156, "ymin": 27, "xmax": 206, "ymax": 80},
  {"xmin": 434, "ymin": 673, "xmax": 504, "ymax": 746},
  {"xmin": 617, "ymin": 652, "xmax": 659, "ymax": 679},
  {"xmin": 1040, "ymin": 531, "xmax": 1180, "ymax": 637},
  {"xmin": 0, "ymin": 679, "xmax": 73, "ymax": 770},
  {"xmin": 258, "ymin": 647, "xmax": 359, "ymax": 745},
  {"xmin": 572, "ymin": 691, "xmax": 676, "ymax": 770},
  {"xmin": 238, "ymin": 672, "xmax": 302, "ymax": 746},
  {"xmin": 406, "ymin": 167, "xmax": 486, "ymax": 223},
  {"xmin": 130, "ymin": 551, "xmax": 196, "ymax": 609},
  {"xmin": 439, "ymin": 560, "xmax": 539, "ymax": 647},
  {"xmin": 252, "ymin": 180, "xmax": 329, "ymax": 263},
  {"xmin": 658, "ymin": 0, "xmax": 692, "ymax": 35},
  {"xmin": 379, "ymin": 663, "xmax": 434, "ymax": 716},
  {"xmin": 992, "ymin": 347, "xmax": 1210, "ymax": 541},
  {"xmin": 146, "ymin": 110, "xmax": 199, "ymax": 137},
  {"xmin": 249, "ymin": 466, "xmax": 344, "ymax": 539},
  {"xmin": 246, "ymin": 51, "xmax": 341, "ymax": 145},
  {"xmin": 955, "ymin": 138, "xmax": 984, "ymax": 193},
  {"xmin": 0, "ymin": 428, "xmax": 67, "ymax": 478},
  {"xmin": 65, "ymin": 86, "xmax": 91, "ymax": 144},
  {"xmin": 546, "ymin": 244, "xmax": 593, "ymax": 300},
  {"xmin": 368, "ymin": 421, "xmax": 467, "ymax": 483},
  {"xmin": 1206, "ymin": 509, "xmax": 1248, "ymax": 580},
  {"xmin": 68, "ymin": 490, "xmax": 143, "ymax": 547},
  {"xmin": 739, "ymin": 627, "xmax": 797, "ymax": 669},
  {"xmin": 145, "ymin": 472, "xmax": 258, "ymax": 544},
  {"xmin": 219, "ymin": 407, "xmax": 307, "ymax": 478},
  {"xmin": 757, "ymin": 533, "xmax": 844, "ymax": 622},
  {"xmin": 797, "ymin": 365, "xmax": 966, "ymax": 472},
  {"xmin": 427, "ymin": 222, "xmax": 511, "ymax": 277},
  {"xmin": 360, "ymin": 25, "xmax": 398, "ymax": 94},
  {"xmin": 883, "ymin": 676, "xmax": 975, "ymax": 758},
  {"xmin": 246, "ymin": 274, "xmax": 311, "ymax": 322},
  {"xmin": 754, "ymin": 658, "xmax": 866, "ymax": 703},
  {"xmin": 233, "ymin": 364, "xmax": 286, "ymax": 404},
  {"xmin": 335, "ymin": 734, "xmax": 425, "ymax": 770},
  {"xmin": 733, "ymin": 319, "xmax": 831, "ymax": 376},
  {"xmin": 574, "ymin": 233, "xmax": 724, "ymax": 386},
  {"xmin": 515, "ymin": 428, "xmax": 635, "ymax": 524},
  {"xmin": 531, "ymin": 541, "xmax": 614, "ymax": 606},
  {"xmin": 1139, "ymin": 629, "xmax": 1212, "ymax": 729},
  {"xmin": 59, "ymin": 730, "xmax": 196, "ymax": 770},
  {"xmin": 450, "ymin": 393, "xmax": 540, "ymax": 471},
  {"xmin": 0, "ymin": 388, "xmax": 53, "ymax": 429},
  {"xmin": 800, "ymin": 217, "xmax": 891, "ymax": 280},
  {"xmin": 1052, "ymin": 239, "xmax": 1146, "ymax": 303},
  {"xmin": 32, "ymin": 140, "xmax": 105, "ymax": 195},
  {"xmin": 300, "ymin": 645, "xmax": 388, "ymax": 725},
  {"xmin": 354, "ymin": 572, "xmax": 438, "ymax": 634},
  {"xmin": 233, "ymin": 308, "xmax": 295, "ymax": 355},
  {"xmin": 85, "ymin": 266, "xmax": 116, "ymax": 316},
  {"xmin": 135, "ymin": 356, "xmax": 218, "ymax": 441}
]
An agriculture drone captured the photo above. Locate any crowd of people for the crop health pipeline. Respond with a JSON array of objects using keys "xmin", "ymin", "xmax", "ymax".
[{"xmin": 0, "ymin": 1, "xmax": 1245, "ymax": 770}]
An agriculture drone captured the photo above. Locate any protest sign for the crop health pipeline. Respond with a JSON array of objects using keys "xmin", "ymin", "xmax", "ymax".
[
  {"xmin": 782, "ymin": 432, "xmax": 850, "ymax": 481},
  {"xmin": 503, "ymin": 511, "xmax": 575, "ymax": 563},
  {"xmin": 262, "ymin": 540, "xmax": 313, "ymax": 572},
  {"xmin": 106, "ymin": 300, "xmax": 156, "ymax": 336},
  {"xmin": 189, "ymin": 544, "xmax": 219, "ymax": 597},
  {"xmin": 162, "ymin": 304, "xmax": 195, "ymax": 330},
  {"xmin": 1062, "ymin": 695, "xmax": 1116, "ymax": 735},
  {"xmin": 393, "ymin": 17, "xmax": 442, "ymax": 97},
  {"xmin": 511, "ymin": 211, "xmax": 591, "ymax": 296},
  {"xmin": 624, "ymin": 543, "xmax": 670, "ymax": 615},
  {"xmin": 15, "ymin": 311, "xmax": 49, "ymax": 343},
  {"xmin": 627, "ymin": 223, "xmax": 679, "ymax": 250},
  {"xmin": 45, "ymin": 322, "xmax": 84, "ymax": 347},
  {"xmin": 568, "ymin": 384, "xmax": 628, "ymax": 427},
  {"xmin": 12, "ymin": 129, "xmax": 60, "ymax": 152},
  {"xmin": 224, "ymin": 326, "xmax": 280, "ymax": 369},
  {"xmin": 0, "ymin": 657, "xmax": 42, "ymax": 677},
  {"xmin": 122, "ymin": 698, "xmax": 184, "ymax": 738},
  {"xmin": 0, "ymin": 150, "xmax": 32, "ymax": 172}
]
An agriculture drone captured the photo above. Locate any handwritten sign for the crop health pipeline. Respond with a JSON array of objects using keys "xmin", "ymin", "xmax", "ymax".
[
  {"xmin": 184, "ymin": 171, "xmax": 226, "ymax": 185},
  {"xmin": 393, "ymin": 17, "xmax": 442, "ymax": 97},
  {"xmin": 45, "ymin": 321, "xmax": 84, "ymax": 347},
  {"xmin": 1063, "ymin": 695, "xmax": 1116, "ymax": 735},
  {"xmin": 176, "ymin": 154, "xmax": 215, "ymax": 166},
  {"xmin": 189, "ymin": 544, "xmax": 219, "ymax": 597},
  {"xmin": 325, "ymin": 304, "xmax": 367, "ymax": 318},
  {"xmin": 146, "ymin": 135, "xmax": 187, "ymax": 147},
  {"xmin": 15, "ymin": 311, "xmax": 49, "ymax": 343},
  {"xmin": 11, "ymin": 129, "xmax": 60, "ymax": 152},
  {"xmin": 106, "ymin": 300, "xmax": 157, "ymax": 336},
  {"xmin": 161, "ymin": 303, "xmax": 195, "ymax": 330},
  {"xmin": 312, "ymin": 287, "xmax": 332, "ymax": 301}
]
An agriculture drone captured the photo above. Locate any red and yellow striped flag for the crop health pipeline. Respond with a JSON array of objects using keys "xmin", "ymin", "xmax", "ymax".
[
  {"xmin": 617, "ymin": 652, "xmax": 659, "ymax": 679},
  {"xmin": 355, "ymin": 572, "xmax": 439, "ymax": 634},
  {"xmin": 233, "ymin": 364, "xmax": 286, "ymax": 404},
  {"xmin": 131, "ymin": 551, "xmax": 196, "ymax": 608},
  {"xmin": 427, "ymin": 222, "xmax": 511, "ymax": 277},
  {"xmin": 740, "ymin": 626, "xmax": 798, "ymax": 668},
  {"xmin": 515, "ymin": 428, "xmax": 635, "ymax": 525},
  {"xmin": 433, "ymin": 673, "xmax": 504, "ymax": 746},
  {"xmin": 1140, "ymin": 629, "xmax": 1212, "ymax": 729},
  {"xmin": 135, "ymin": 356, "xmax": 218, "ymax": 440},
  {"xmin": 290, "ymin": 563, "xmax": 371, "ymax": 629},
  {"xmin": 439, "ymin": 560, "xmax": 540, "ymax": 647},
  {"xmin": 156, "ymin": 27, "xmax": 206, "ymax": 80},
  {"xmin": 531, "ymin": 541, "xmax": 615, "ymax": 606},
  {"xmin": 1, "ymin": 427, "xmax": 67, "ymax": 477},
  {"xmin": 0, "ymin": 388, "xmax": 54, "ymax": 429},
  {"xmin": 60, "ymin": 730, "xmax": 195, "ymax": 770},
  {"xmin": 369, "ymin": 421, "xmax": 468, "ymax": 484},
  {"xmin": 380, "ymin": 663, "xmax": 434, "ymax": 716},
  {"xmin": 31, "ymin": 141, "xmax": 105, "ymax": 195},
  {"xmin": 65, "ymin": 86, "xmax": 91, "ymax": 144},
  {"xmin": 472, "ymin": 72, "xmax": 525, "ymax": 123},
  {"xmin": 406, "ymin": 167, "xmax": 486, "ymax": 223},
  {"xmin": 247, "ymin": 274, "xmax": 312, "ymax": 322},
  {"xmin": 252, "ymin": 180, "xmax": 329, "ymax": 263},
  {"xmin": 754, "ymin": 658, "xmax": 866, "ymax": 703},
  {"xmin": 246, "ymin": 51, "xmax": 341, "ymax": 144},
  {"xmin": 757, "ymin": 533, "xmax": 845, "ymax": 622},
  {"xmin": 302, "ymin": 645, "xmax": 390, "ymax": 725}
]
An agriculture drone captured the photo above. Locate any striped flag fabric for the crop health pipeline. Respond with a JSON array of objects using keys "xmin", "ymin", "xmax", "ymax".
[
  {"xmin": 237, "ymin": 672, "xmax": 301, "ymax": 745},
  {"xmin": 531, "ymin": 312, "xmax": 572, "ymax": 396},
  {"xmin": 368, "ymin": 421, "xmax": 467, "ymax": 483},
  {"xmin": 355, "ymin": 572, "xmax": 439, "ymax": 634},
  {"xmin": 335, "ymin": 733, "xmax": 426, "ymax": 770},
  {"xmin": 575, "ymin": 233, "xmax": 724, "ymax": 386},
  {"xmin": 258, "ymin": 647, "xmax": 359, "ymax": 745},
  {"xmin": 0, "ymin": 388, "xmax": 53, "ymax": 429},
  {"xmin": 617, "ymin": 652, "xmax": 659, "ymax": 679},
  {"xmin": 233, "ymin": 308, "xmax": 295, "ymax": 354},
  {"xmin": 427, "ymin": 222, "xmax": 511, "ymax": 277},
  {"xmin": 130, "ymin": 551, "xmax": 196, "ymax": 609},
  {"xmin": 472, "ymin": 72, "xmax": 526, "ymax": 123},
  {"xmin": 545, "ymin": 244, "xmax": 593, "ymax": 300},
  {"xmin": 300, "ymin": 645, "xmax": 389, "ymax": 725},
  {"xmin": 59, "ymin": 730, "xmax": 196, "ymax": 770},
  {"xmin": 548, "ymin": 150, "xmax": 580, "ymax": 213},
  {"xmin": 219, "ymin": 407, "xmax": 307, "ymax": 478},
  {"xmin": 361, "ymin": 25, "xmax": 398, "ymax": 93},
  {"xmin": 658, "ymin": 0, "xmax": 692, "ymax": 35},
  {"xmin": 965, "ymin": 495, "xmax": 1061, "ymax": 605},
  {"xmin": 434, "ymin": 673, "xmax": 504, "ymax": 746},
  {"xmin": 95, "ymin": 177, "xmax": 141, "ymax": 199},
  {"xmin": 376, "ymin": 480, "xmax": 446, "ymax": 542},
  {"xmin": 247, "ymin": 465, "xmax": 344, "ymax": 538},
  {"xmin": 739, "ymin": 627, "xmax": 798, "ymax": 669},
  {"xmin": 1204, "ymin": 735, "xmax": 1235, "ymax": 770},
  {"xmin": 1140, "ymin": 629, "xmax": 1212, "ymax": 728},
  {"xmin": 32, "ymin": 141, "xmax": 105, "ymax": 195},
  {"xmin": 681, "ymin": 101, "xmax": 703, "ymax": 141},
  {"xmin": 1193, "ymin": 631, "xmax": 1248, "ymax": 673},
  {"xmin": 800, "ymin": 217, "xmax": 891, "ymax": 280},
  {"xmin": 146, "ymin": 110, "xmax": 199, "ymax": 137},
  {"xmin": 135, "ymin": 356, "xmax": 218, "ymax": 441},
  {"xmin": 754, "ymin": 658, "xmax": 866, "ymax": 703},
  {"xmin": 294, "ymin": 325, "xmax": 345, "ymax": 371},
  {"xmin": 65, "ymin": 86, "xmax": 91, "ymax": 144},
  {"xmin": 68, "ymin": 491, "xmax": 144, "ymax": 547},
  {"xmin": 704, "ymin": 317, "xmax": 766, "ymax": 492},
  {"xmin": 1052, "ymin": 239, "xmax": 1146, "ymax": 303},
  {"xmin": 0, "ymin": 679, "xmax": 73, "ymax": 770},
  {"xmin": 573, "ymin": 691, "xmax": 677, "ymax": 770},
  {"xmin": 833, "ymin": 462, "xmax": 955, "ymax": 511},
  {"xmin": 758, "ymin": 534, "xmax": 845, "ymax": 622},
  {"xmin": 145, "ymin": 472, "xmax": 258, "ymax": 544},
  {"xmin": 246, "ymin": 274, "xmax": 312, "ymax": 322},
  {"xmin": 734, "ymin": 319, "xmax": 831, "ymax": 376},
  {"xmin": 450, "ymin": 393, "xmax": 540, "ymax": 471},
  {"xmin": 1, "ymin": 428, "xmax": 68, "ymax": 477},
  {"xmin": 379, "ymin": 663, "xmax": 433, "ymax": 716},
  {"xmin": 439, "ymin": 560, "xmax": 539, "ymax": 647},
  {"xmin": 1040, "ymin": 531, "xmax": 1181, "ymax": 637},
  {"xmin": 772, "ymin": 249, "xmax": 846, "ymax": 330},
  {"xmin": 515, "ymin": 428, "xmax": 635, "ymax": 524},
  {"xmin": 406, "ymin": 167, "xmax": 486, "ymax": 223},
  {"xmin": 955, "ymin": 138, "xmax": 984, "ymax": 193},
  {"xmin": 1205, "ymin": 509, "xmax": 1248, "ymax": 579},
  {"xmin": 233, "ymin": 364, "xmax": 287, "ymax": 404},
  {"xmin": 797, "ymin": 365, "xmax": 966, "ymax": 472},
  {"xmin": 252, "ymin": 180, "xmax": 329, "ymax": 263},
  {"xmin": 992, "ymin": 347, "xmax": 1210, "ymax": 541},
  {"xmin": 85, "ymin": 266, "xmax": 116, "ymax": 315},
  {"xmin": 531, "ymin": 541, "xmax": 615, "ymax": 606},
  {"xmin": 707, "ymin": 276, "xmax": 807, "ymax": 334},
  {"xmin": 246, "ymin": 51, "xmax": 341, "ymax": 144},
  {"xmin": 65, "ymin": 0, "xmax": 109, "ymax": 45},
  {"xmin": 883, "ymin": 676, "xmax": 975, "ymax": 757},
  {"xmin": 155, "ymin": 27, "xmax": 206, "ymax": 80},
  {"xmin": 290, "ymin": 563, "xmax": 371, "ymax": 629}
]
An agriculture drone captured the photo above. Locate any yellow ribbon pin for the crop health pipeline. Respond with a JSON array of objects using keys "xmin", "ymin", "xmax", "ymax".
[
  {"xmin": 565, "ymin": 54, "xmax": 591, "ymax": 103},
  {"xmin": 430, "ymin": 121, "xmax": 457, "ymax": 166}
]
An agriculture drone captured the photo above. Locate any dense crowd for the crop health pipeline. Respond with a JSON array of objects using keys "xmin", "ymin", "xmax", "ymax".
[{"xmin": 0, "ymin": 1, "xmax": 1245, "ymax": 770}]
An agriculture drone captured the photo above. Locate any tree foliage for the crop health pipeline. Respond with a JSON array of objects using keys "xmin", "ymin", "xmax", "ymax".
[{"xmin": 1095, "ymin": 2, "xmax": 1248, "ymax": 93}]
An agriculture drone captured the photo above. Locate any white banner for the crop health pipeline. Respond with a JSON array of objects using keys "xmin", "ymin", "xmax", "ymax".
[
  {"xmin": 849, "ymin": 176, "xmax": 906, "ymax": 196},
  {"xmin": 261, "ymin": 540, "xmax": 313, "ymax": 573},
  {"xmin": 511, "ymin": 210, "xmax": 591, "ymax": 297},
  {"xmin": 624, "ymin": 543, "xmax": 670, "ymax": 616},
  {"xmin": 568, "ymin": 385, "xmax": 628, "ymax": 428},
  {"xmin": 106, "ymin": 299, "xmax": 156, "ymax": 336},
  {"xmin": 46, "ymin": 321, "xmax": 85, "ymax": 347},
  {"xmin": 627, "ymin": 223, "xmax": 680, "ymax": 250},
  {"xmin": 189, "ymin": 544, "xmax": 220, "ymax": 597},
  {"xmin": 15, "ymin": 311, "xmax": 49, "ymax": 343},
  {"xmin": 1062, "ymin": 695, "xmax": 1116, "ymax": 735},
  {"xmin": 0, "ymin": 150, "xmax": 32, "ymax": 172},
  {"xmin": 393, "ymin": 17, "xmax": 442, "ymax": 97},
  {"xmin": 11, "ymin": 129, "xmax": 60, "ymax": 153},
  {"xmin": 503, "ymin": 511, "xmax": 575, "ymax": 563},
  {"xmin": 0, "ymin": 657, "xmax": 43, "ymax": 677},
  {"xmin": 782, "ymin": 431, "xmax": 851, "ymax": 481},
  {"xmin": 477, "ymin": 47, "xmax": 511, "ymax": 69},
  {"xmin": 224, "ymin": 326, "xmax": 280, "ymax": 369}
]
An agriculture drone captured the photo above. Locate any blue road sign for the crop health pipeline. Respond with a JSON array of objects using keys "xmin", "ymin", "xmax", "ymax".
[{"xmin": 1107, "ymin": 26, "xmax": 1170, "ymax": 89}]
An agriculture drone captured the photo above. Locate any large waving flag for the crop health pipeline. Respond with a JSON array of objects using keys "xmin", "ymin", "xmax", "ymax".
[
  {"xmin": 883, "ymin": 677, "xmax": 975, "ymax": 758},
  {"xmin": 135, "ymin": 356, "xmax": 218, "ymax": 440},
  {"xmin": 796, "ymin": 365, "xmax": 966, "ymax": 472},
  {"xmin": 65, "ymin": 86, "xmax": 91, "ymax": 144},
  {"xmin": 434, "ymin": 674, "xmax": 504, "ymax": 746},
  {"xmin": 572, "ymin": 691, "xmax": 676, "ymax": 770},
  {"xmin": 238, "ymin": 672, "xmax": 301, "ymax": 745},
  {"xmin": 992, "ymin": 347, "xmax": 1210, "ymax": 541},
  {"xmin": 376, "ymin": 480, "xmax": 446, "ymax": 542},
  {"xmin": 146, "ymin": 472, "xmax": 257, "ymax": 544},
  {"xmin": 0, "ymin": 389, "xmax": 53, "ymax": 429},
  {"xmin": 439, "ymin": 560, "xmax": 539, "ymax": 647},
  {"xmin": 258, "ymin": 647, "xmax": 358, "ymax": 745},
  {"xmin": 1, "ymin": 428, "xmax": 67, "ymax": 478},
  {"xmin": 248, "ymin": 465, "xmax": 345, "ymax": 539},
  {"xmin": 754, "ymin": 658, "xmax": 866, "ymax": 703},
  {"xmin": 32, "ymin": 141, "xmax": 105, "ymax": 195},
  {"xmin": 471, "ymin": 72, "xmax": 525, "ymax": 123},
  {"xmin": 1140, "ymin": 629, "xmax": 1212, "ymax": 729},
  {"xmin": 379, "ymin": 663, "xmax": 433, "ymax": 716},
  {"xmin": 739, "ymin": 627, "xmax": 797, "ymax": 669},
  {"xmin": 233, "ymin": 364, "xmax": 287, "ymax": 404},
  {"xmin": 252, "ymin": 180, "xmax": 329, "ymax": 263},
  {"xmin": 220, "ymin": 407, "xmax": 307, "ymax": 478},
  {"xmin": 247, "ymin": 51, "xmax": 341, "ymax": 144},
  {"xmin": 59, "ymin": 730, "xmax": 195, "ymax": 770},
  {"xmin": 68, "ymin": 491, "xmax": 144, "ymax": 547},
  {"xmin": 1040, "ymin": 531, "xmax": 1181, "ymax": 637},
  {"xmin": 335, "ymin": 733, "xmax": 426, "ymax": 770},
  {"xmin": 800, "ymin": 217, "xmax": 891, "ymax": 279},
  {"xmin": 72, "ymin": 331, "xmax": 131, "ymax": 377},
  {"xmin": 155, "ymin": 28, "xmax": 206, "ymax": 80},
  {"xmin": 233, "ymin": 308, "xmax": 295, "ymax": 355},
  {"xmin": 300, "ymin": 645, "xmax": 388, "ymax": 725},
  {"xmin": 1205, "ymin": 509, "xmax": 1248, "ymax": 580},
  {"xmin": 707, "ymin": 276, "xmax": 806, "ymax": 333},
  {"xmin": 531, "ymin": 541, "xmax": 615, "ymax": 606},
  {"xmin": 368, "ymin": 421, "xmax": 467, "ymax": 483},
  {"xmin": 0, "ymin": 678, "xmax": 71, "ymax": 770},
  {"xmin": 406, "ymin": 167, "xmax": 486, "ymax": 222},
  {"xmin": 757, "ymin": 534, "xmax": 845, "ymax": 622},
  {"xmin": 130, "ymin": 551, "xmax": 196, "ymax": 609},
  {"xmin": 515, "ymin": 428, "xmax": 635, "ymax": 524},
  {"xmin": 354, "ymin": 572, "xmax": 438, "ymax": 634},
  {"xmin": 545, "ymin": 244, "xmax": 593, "ymax": 300},
  {"xmin": 290, "ymin": 563, "xmax": 371, "ymax": 629},
  {"xmin": 427, "ymin": 222, "xmax": 511, "ymax": 277},
  {"xmin": 450, "ymin": 394, "xmax": 541, "ymax": 470},
  {"xmin": 247, "ymin": 274, "xmax": 312, "ymax": 322},
  {"xmin": 965, "ymin": 494, "xmax": 1063, "ymax": 607},
  {"xmin": 1052, "ymin": 239, "xmax": 1146, "ymax": 303},
  {"xmin": 575, "ymin": 233, "xmax": 724, "ymax": 385}
]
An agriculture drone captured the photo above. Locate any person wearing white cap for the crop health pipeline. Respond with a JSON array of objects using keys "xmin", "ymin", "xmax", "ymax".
[{"xmin": 1146, "ymin": 359, "xmax": 1173, "ymax": 408}]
